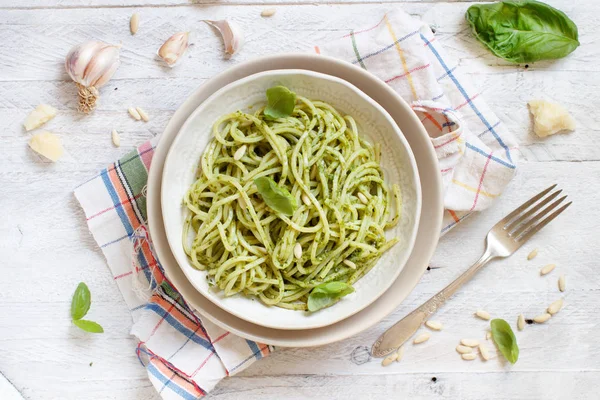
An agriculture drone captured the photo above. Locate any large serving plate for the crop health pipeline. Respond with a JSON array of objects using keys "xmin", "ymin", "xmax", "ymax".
[
  {"xmin": 161, "ymin": 70, "xmax": 421, "ymax": 330},
  {"xmin": 147, "ymin": 53, "xmax": 443, "ymax": 347}
]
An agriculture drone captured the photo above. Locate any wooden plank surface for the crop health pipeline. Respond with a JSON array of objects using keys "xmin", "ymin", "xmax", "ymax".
[{"xmin": 1, "ymin": 0, "xmax": 598, "ymax": 399}]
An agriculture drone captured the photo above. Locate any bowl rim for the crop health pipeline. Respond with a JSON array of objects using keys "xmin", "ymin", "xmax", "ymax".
[{"xmin": 160, "ymin": 68, "xmax": 422, "ymax": 330}]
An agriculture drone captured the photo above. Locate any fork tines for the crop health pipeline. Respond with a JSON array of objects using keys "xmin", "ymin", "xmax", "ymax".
[{"xmin": 501, "ymin": 184, "xmax": 572, "ymax": 242}]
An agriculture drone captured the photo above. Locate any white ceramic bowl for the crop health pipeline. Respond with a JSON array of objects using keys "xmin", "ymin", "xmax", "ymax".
[{"xmin": 161, "ymin": 70, "xmax": 421, "ymax": 330}]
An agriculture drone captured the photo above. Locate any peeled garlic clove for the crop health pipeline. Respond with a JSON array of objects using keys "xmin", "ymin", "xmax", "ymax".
[
  {"xmin": 24, "ymin": 104, "xmax": 57, "ymax": 131},
  {"xmin": 204, "ymin": 20, "xmax": 244, "ymax": 56},
  {"xmin": 65, "ymin": 40, "xmax": 121, "ymax": 113},
  {"xmin": 158, "ymin": 32, "xmax": 190, "ymax": 66},
  {"xmin": 29, "ymin": 131, "xmax": 64, "ymax": 162}
]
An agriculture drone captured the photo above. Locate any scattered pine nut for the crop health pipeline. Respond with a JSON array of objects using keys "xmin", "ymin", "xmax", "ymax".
[
  {"xmin": 533, "ymin": 313, "xmax": 551, "ymax": 323},
  {"xmin": 130, "ymin": 13, "xmax": 139, "ymax": 35},
  {"xmin": 425, "ymin": 320, "xmax": 443, "ymax": 331},
  {"xmin": 128, "ymin": 107, "xmax": 141, "ymax": 120},
  {"xmin": 475, "ymin": 309, "xmax": 491, "ymax": 320},
  {"xmin": 479, "ymin": 344, "xmax": 490, "ymax": 361},
  {"xmin": 111, "ymin": 129, "xmax": 120, "ymax": 147},
  {"xmin": 547, "ymin": 298, "xmax": 564, "ymax": 315},
  {"xmin": 486, "ymin": 331, "xmax": 492, "ymax": 340},
  {"xmin": 517, "ymin": 314, "xmax": 525, "ymax": 331},
  {"xmin": 343, "ymin": 259, "xmax": 357, "ymax": 269},
  {"xmin": 136, "ymin": 107, "xmax": 150, "ymax": 122},
  {"xmin": 357, "ymin": 192, "xmax": 368, "ymax": 204},
  {"xmin": 462, "ymin": 353, "xmax": 477, "ymax": 361},
  {"xmin": 456, "ymin": 345, "xmax": 472, "ymax": 354},
  {"xmin": 413, "ymin": 332, "xmax": 430, "ymax": 344},
  {"xmin": 233, "ymin": 145, "xmax": 247, "ymax": 161},
  {"xmin": 293, "ymin": 243, "xmax": 302, "ymax": 259},
  {"xmin": 261, "ymin": 8, "xmax": 276, "ymax": 17},
  {"xmin": 256, "ymin": 246, "xmax": 267, "ymax": 254},
  {"xmin": 460, "ymin": 339, "xmax": 479, "ymax": 347},
  {"xmin": 302, "ymin": 193, "xmax": 311, "ymax": 206},
  {"xmin": 558, "ymin": 274, "xmax": 566, "ymax": 292},
  {"xmin": 527, "ymin": 248, "xmax": 538, "ymax": 260},
  {"xmin": 540, "ymin": 264, "xmax": 556, "ymax": 276},
  {"xmin": 382, "ymin": 353, "xmax": 397, "ymax": 366},
  {"xmin": 395, "ymin": 346, "xmax": 404, "ymax": 362},
  {"xmin": 310, "ymin": 164, "xmax": 317, "ymax": 180}
]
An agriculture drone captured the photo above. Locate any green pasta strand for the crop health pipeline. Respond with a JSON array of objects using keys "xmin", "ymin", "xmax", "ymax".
[{"xmin": 182, "ymin": 96, "xmax": 402, "ymax": 311}]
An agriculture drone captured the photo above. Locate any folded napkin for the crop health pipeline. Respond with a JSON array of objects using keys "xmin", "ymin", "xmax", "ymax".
[{"xmin": 75, "ymin": 8, "xmax": 517, "ymax": 399}]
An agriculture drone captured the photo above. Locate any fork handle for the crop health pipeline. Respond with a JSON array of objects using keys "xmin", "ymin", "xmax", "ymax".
[{"xmin": 371, "ymin": 249, "xmax": 495, "ymax": 357}]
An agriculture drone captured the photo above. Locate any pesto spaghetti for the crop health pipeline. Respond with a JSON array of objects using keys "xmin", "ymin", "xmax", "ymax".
[{"xmin": 182, "ymin": 87, "xmax": 401, "ymax": 311}]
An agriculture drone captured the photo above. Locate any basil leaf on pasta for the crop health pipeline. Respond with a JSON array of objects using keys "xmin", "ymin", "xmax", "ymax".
[
  {"xmin": 254, "ymin": 176, "xmax": 297, "ymax": 216},
  {"xmin": 307, "ymin": 282, "xmax": 355, "ymax": 312},
  {"xmin": 264, "ymin": 86, "xmax": 296, "ymax": 119}
]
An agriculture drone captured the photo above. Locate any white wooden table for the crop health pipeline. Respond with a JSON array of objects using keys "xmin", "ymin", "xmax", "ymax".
[{"xmin": 1, "ymin": 0, "xmax": 599, "ymax": 398}]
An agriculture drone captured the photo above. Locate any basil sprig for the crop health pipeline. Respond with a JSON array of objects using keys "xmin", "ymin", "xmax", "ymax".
[
  {"xmin": 307, "ymin": 281, "xmax": 355, "ymax": 312},
  {"xmin": 466, "ymin": 1, "xmax": 579, "ymax": 63},
  {"xmin": 490, "ymin": 318, "xmax": 518, "ymax": 363},
  {"xmin": 71, "ymin": 282, "xmax": 104, "ymax": 333},
  {"xmin": 254, "ymin": 176, "xmax": 297, "ymax": 216},
  {"xmin": 264, "ymin": 86, "xmax": 296, "ymax": 119}
]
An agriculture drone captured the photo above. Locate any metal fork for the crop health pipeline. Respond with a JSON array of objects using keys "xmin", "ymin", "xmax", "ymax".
[{"xmin": 372, "ymin": 184, "xmax": 572, "ymax": 358}]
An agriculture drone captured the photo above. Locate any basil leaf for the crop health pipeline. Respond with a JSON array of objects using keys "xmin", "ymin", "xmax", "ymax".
[
  {"xmin": 73, "ymin": 319, "xmax": 104, "ymax": 334},
  {"xmin": 264, "ymin": 86, "xmax": 296, "ymax": 119},
  {"xmin": 71, "ymin": 282, "xmax": 91, "ymax": 320},
  {"xmin": 307, "ymin": 281, "xmax": 355, "ymax": 312},
  {"xmin": 491, "ymin": 318, "xmax": 519, "ymax": 364},
  {"xmin": 466, "ymin": 1, "xmax": 579, "ymax": 63},
  {"xmin": 254, "ymin": 176, "xmax": 297, "ymax": 216}
]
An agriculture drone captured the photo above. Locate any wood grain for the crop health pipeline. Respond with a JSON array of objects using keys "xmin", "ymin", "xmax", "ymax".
[{"xmin": 1, "ymin": 0, "xmax": 599, "ymax": 399}]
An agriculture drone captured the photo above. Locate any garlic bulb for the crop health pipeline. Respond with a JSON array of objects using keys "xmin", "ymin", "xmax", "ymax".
[
  {"xmin": 204, "ymin": 20, "xmax": 244, "ymax": 56},
  {"xmin": 65, "ymin": 40, "xmax": 121, "ymax": 113},
  {"xmin": 158, "ymin": 32, "xmax": 190, "ymax": 66}
]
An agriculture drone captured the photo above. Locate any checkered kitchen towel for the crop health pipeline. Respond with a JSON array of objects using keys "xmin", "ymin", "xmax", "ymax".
[{"xmin": 75, "ymin": 8, "xmax": 517, "ymax": 400}]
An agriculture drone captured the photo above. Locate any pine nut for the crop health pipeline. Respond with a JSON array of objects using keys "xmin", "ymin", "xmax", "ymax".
[
  {"xmin": 395, "ymin": 346, "xmax": 404, "ymax": 362},
  {"xmin": 425, "ymin": 320, "xmax": 443, "ymax": 331},
  {"xmin": 130, "ymin": 13, "xmax": 139, "ymax": 35},
  {"xmin": 475, "ymin": 309, "xmax": 491, "ymax": 320},
  {"xmin": 517, "ymin": 314, "xmax": 525, "ymax": 331},
  {"xmin": 540, "ymin": 264, "xmax": 556, "ymax": 276},
  {"xmin": 456, "ymin": 345, "xmax": 472, "ymax": 354},
  {"xmin": 111, "ymin": 129, "xmax": 120, "ymax": 147},
  {"xmin": 558, "ymin": 274, "xmax": 566, "ymax": 292},
  {"xmin": 136, "ymin": 107, "xmax": 150, "ymax": 122},
  {"xmin": 293, "ymin": 243, "xmax": 302, "ymax": 259},
  {"xmin": 413, "ymin": 332, "xmax": 430, "ymax": 344},
  {"xmin": 382, "ymin": 352, "xmax": 397, "ymax": 366},
  {"xmin": 527, "ymin": 248, "xmax": 538, "ymax": 260},
  {"xmin": 533, "ymin": 313, "xmax": 551, "ymax": 323},
  {"xmin": 462, "ymin": 353, "xmax": 477, "ymax": 361},
  {"xmin": 343, "ymin": 259, "xmax": 357, "ymax": 269},
  {"xmin": 357, "ymin": 192, "xmax": 368, "ymax": 204},
  {"xmin": 479, "ymin": 344, "xmax": 490, "ymax": 361},
  {"xmin": 238, "ymin": 195, "xmax": 247, "ymax": 209},
  {"xmin": 486, "ymin": 331, "xmax": 492, "ymax": 340},
  {"xmin": 128, "ymin": 107, "xmax": 141, "ymax": 120},
  {"xmin": 302, "ymin": 193, "xmax": 311, "ymax": 206},
  {"xmin": 460, "ymin": 339, "xmax": 479, "ymax": 347},
  {"xmin": 234, "ymin": 145, "xmax": 247, "ymax": 161},
  {"xmin": 261, "ymin": 8, "xmax": 276, "ymax": 17},
  {"xmin": 547, "ymin": 298, "xmax": 564, "ymax": 315},
  {"xmin": 256, "ymin": 246, "xmax": 267, "ymax": 254}
]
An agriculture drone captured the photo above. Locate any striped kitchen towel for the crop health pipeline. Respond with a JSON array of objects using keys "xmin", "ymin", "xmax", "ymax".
[{"xmin": 74, "ymin": 8, "xmax": 517, "ymax": 400}]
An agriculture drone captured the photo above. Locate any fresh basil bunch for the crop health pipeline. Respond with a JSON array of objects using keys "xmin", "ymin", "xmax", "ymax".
[{"xmin": 466, "ymin": 0, "xmax": 579, "ymax": 63}]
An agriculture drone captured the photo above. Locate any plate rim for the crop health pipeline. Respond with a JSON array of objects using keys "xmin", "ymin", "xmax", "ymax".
[
  {"xmin": 160, "ymin": 68, "xmax": 423, "ymax": 330},
  {"xmin": 147, "ymin": 53, "xmax": 443, "ymax": 347}
]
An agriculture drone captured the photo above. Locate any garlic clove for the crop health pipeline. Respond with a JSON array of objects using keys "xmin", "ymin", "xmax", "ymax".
[
  {"xmin": 204, "ymin": 20, "xmax": 244, "ymax": 56},
  {"xmin": 24, "ymin": 104, "xmax": 57, "ymax": 131},
  {"xmin": 29, "ymin": 131, "xmax": 64, "ymax": 162},
  {"xmin": 158, "ymin": 32, "xmax": 190, "ymax": 66},
  {"xmin": 65, "ymin": 41, "xmax": 121, "ymax": 88}
]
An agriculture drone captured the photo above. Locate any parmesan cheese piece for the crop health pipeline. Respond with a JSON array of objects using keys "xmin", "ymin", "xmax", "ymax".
[
  {"xmin": 528, "ymin": 99, "xmax": 576, "ymax": 137},
  {"xmin": 28, "ymin": 131, "xmax": 64, "ymax": 161},
  {"xmin": 23, "ymin": 104, "xmax": 57, "ymax": 131}
]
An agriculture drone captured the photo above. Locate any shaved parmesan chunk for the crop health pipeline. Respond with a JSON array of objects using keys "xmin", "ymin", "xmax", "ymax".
[
  {"xmin": 23, "ymin": 104, "xmax": 57, "ymax": 131},
  {"xmin": 29, "ymin": 131, "xmax": 64, "ymax": 161},
  {"xmin": 528, "ymin": 99, "xmax": 575, "ymax": 137}
]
